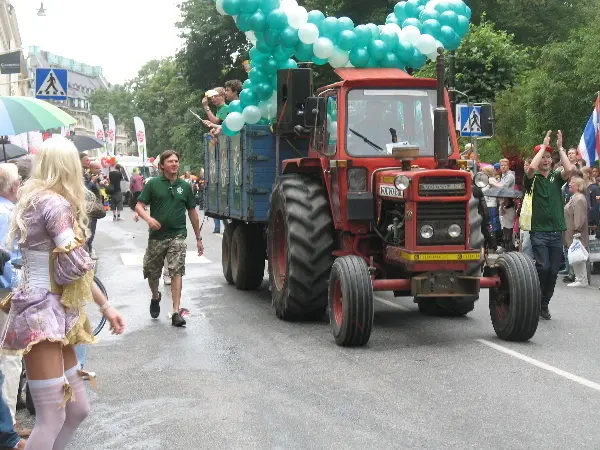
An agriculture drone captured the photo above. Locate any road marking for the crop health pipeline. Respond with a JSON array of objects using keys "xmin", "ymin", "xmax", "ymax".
[
  {"xmin": 120, "ymin": 252, "xmax": 212, "ymax": 266},
  {"xmin": 374, "ymin": 296, "xmax": 409, "ymax": 311},
  {"xmin": 477, "ymin": 339, "xmax": 600, "ymax": 392},
  {"xmin": 214, "ymin": 234, "xmax": 223, "ymax": 238}
]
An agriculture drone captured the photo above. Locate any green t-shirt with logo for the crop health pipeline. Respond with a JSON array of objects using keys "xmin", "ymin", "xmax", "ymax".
[
  {"xmin": 137, "ymin": 176, "xmax": 196, "ymax": 240},
  {"xmin": 524, "ymin": 170, "xmax": 566, "ymax": 232},
  {"xmin": 216, "ymin": 104, "xmax": 229, "ymax": 122}
]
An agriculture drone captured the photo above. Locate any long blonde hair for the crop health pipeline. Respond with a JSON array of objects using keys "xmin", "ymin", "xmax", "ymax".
[{"xmin": 9, "ymin": 136, "xmax": 92, "ymax": 244}]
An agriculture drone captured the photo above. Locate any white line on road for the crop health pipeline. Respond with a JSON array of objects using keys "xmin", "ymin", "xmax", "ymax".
[
  {"xmin": 477, "ymin": 339, "xmax": 600, "ymax": 392},
  {"xmin": 374, "ymin": 296, "xmax": 409, "ymax": 311},
  {"xmin": 214, "ymin": 234, "xmax": 223, "ymax": 238}
]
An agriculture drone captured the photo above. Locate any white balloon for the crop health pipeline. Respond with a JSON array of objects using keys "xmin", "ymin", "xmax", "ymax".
[
  {"xmin": 382, "ymin": 23, "xmax": 401, "ymax": 35},
  {"xmin": 298, "ymin": 23, "xmax": 319, "ymax": 44},
  {"xmin": 215, "ymin": 0, "xmax": 226, "ymax": 15},
  {"xmin": 416, "ymin": 34, "xmax": 437, "ymax": 55},
  {"xmin": 245, "ymin": 31, "xmax": 257, "ymax": 44},
  {"xmin": 328, "ymin": 47, "xmax": 349, "ymax": 68},
  {"xmin": 242, "ymin": 105, "xmax": 262, "ymax": 124},
  {"xmin": 280, "ymin": 0, "xmax": 298, "ymax": 9},
  {"xmin": 225, "ymin": 112, "xmax": 246, "ymax": 132},
  {"xmin": 400, "ymin": 25, "xmax": 421, "ymax": 46},
  {"xmin": 329, "ymin": 121, "xmax": 338, "ymax": 141},
  {"xmin": 345, "ymin": 61, "xmax": 355, "ymax": 68},
  {"xmin": 287, "ymin": 6, "xmax": 309, "ymax": 29},
  {"xmin": 426, "ymin": 50, "xmax": 438, "ymax": 60},
  {"xmin": 313, "ymin": 37, "xmax": 334, "ymax": 59}
]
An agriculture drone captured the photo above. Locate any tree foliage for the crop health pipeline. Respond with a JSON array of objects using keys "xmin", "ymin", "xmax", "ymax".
[{"xmin": 88, "ymin": 86, "xmax": 135, "ymax": 141}]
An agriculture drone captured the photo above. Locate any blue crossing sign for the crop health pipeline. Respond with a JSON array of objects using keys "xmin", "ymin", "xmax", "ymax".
[
  {"xmin": 456, "ymin": 104, "xmax": 483, "ymax": 137},
  {"xmin": 35, "ymin": 68, "xmax": 68, "ymax": 100}
]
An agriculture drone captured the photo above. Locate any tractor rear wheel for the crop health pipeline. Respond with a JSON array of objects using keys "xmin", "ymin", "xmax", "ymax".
[
  {"xmin": 222, "ymin": 221, "xmax": 236, "ymax": 284},
  {"xmin": 489, "ymin": 252, "xmax": 540, "ymax": 341},
  {"xmin": 329, "ymin": 256, "xmax": 374, "ymax": 347},
  {"xmin": 267, "ymin": 175, "xmax": 334, "ymax": 320},
  {"xmin": 231, "ymin": 224, "xmax": 265, "ymax": 290}
]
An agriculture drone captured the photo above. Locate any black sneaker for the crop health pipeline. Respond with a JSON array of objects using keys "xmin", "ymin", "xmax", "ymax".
[
  {"xmin": 171, "ymin": 312, "xmax": 186, "ymax": 327},
  {"xmin": 563, "ymin": 275, "xmax": 575, "ymax": 283},
  {"xmin": 540, "ymin": 308, "xmax": 551, "ymax": 320},
  {"xmin": 150, "ymin": 292, "xmax": 161, "ymax": 319}
]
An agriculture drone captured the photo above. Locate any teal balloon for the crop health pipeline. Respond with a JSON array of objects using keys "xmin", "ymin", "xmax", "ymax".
[
  {"xmin": 256, "ymin": 82, "xmax": 274, "ymax": 101},
  {"xmin": 439, "ymin": 11, "xmax": 458, "ymax": 29},
  {"xmin": 307, "ymin": 10, "xmax": 325, "ymax": 25},
  {"xmin": 337, "ymin": 17, "xmax": 355, "ymax": 31},
  {"xmin": 294, "ymin": 42, "xmax": 314, "ymax": 61},
  {"xmin": 281, "ymin": 58, "xmax": 298, "ymax": 69},
  {"xmin": 256, "ymin": 40, "xmax": 275, "ymax": 53},
  {"xmin": 258, "ymin": 118, "xmax": 271, "ymax": 125},
  {"xmin": 395, "ymin": 40, "xmax": 415, "ymax": 61},
  {"xmin": 337, "ymin": 30, "xmax": 357, "ymax": 51},
  {"xmin": 312, "ymin": 55, "xmax": 329, "ymax": 65},
  {"xmin": 405, "ymin": 0, "xmax": 421, "ymax": 18},
  {"xmin": 228, "ymin": 100, "xmax": 243, "ymax": 114},
  {"xmin": 365, "ymin": 23, "xmax": 380, "ymax": 40},
  {"xmin": 368, "ymin": 40, "xmax": 388, "ymax": 61},
  {"xmin": 235, "ymin": 14, "xmax": 253, "ymax": 32},
  {"xmin": 222, "ymin": 122, "xmax": 238, "ymax": 136},
  {"xmin": 242, "ymin": 79, "xmax": 254, "ymax": 90},
  {"xmin": 264, "ymin": 28, "xmax": 282, "ymax": 47},
  {"xmin": 419, "ymin": 8, "xmax": 440, "ymax": 21},
  {"xmin": 349, "ymin": 47, "xmax": 370, "ymax": 67},
  {"xmin": 366, "ymin": 57, "xmax": 379, "ymax": 68},
  {"xmin": 249, "ymin": 47, "xmax": 269, "ymax": 63},
  {"xmin": 381, "ymin": 52, "xmax": 402, "ymax": 68},
  {"xmin": 439, "ymin": 25, "xmax": 458, "ymax": 47},
  {"xmin": 267, "ymin": 9, "xmax": 288, "ymax": 29},
  {"xmin": 455, "ymin": 15, "xmax": 469, "ymax": 37},
  {"xmin": 249, "ymin": 68, "xmax": 267, "ymax": 84},
  {"xmin": 408, "ymin": 49, "xmax": 426, "ymax": 69},
  {"xmin": 264, "ymin": 57, "xmax": 279, "ymax": 73},
  {"xmin": 320, "ymin": 17, "xmax": 339, "ymax": 40},
  {"xmin": 240, "ymin": 88, "xmax": 258, "ymax": 107},
  {"xmin": 260, "ymin": 0, "xmax": 280, "ymax": 13},
  {"xmin": 394, "ymin": 2, "xmax": 408, "ymax": 22},
  {"xmin": 448, "ymin": 0, "xmax": 467, "ymax": 15},
  {"xmin": 386, "ymin": 14, "xmax": 400, "ymax": 25},
  {"xmin": 421, "ymin": 19, "xmax": 442, "ymax": 38},
  {"xmin": 273, "ymin": 45, "xmax": 294, "ymax": 61},
  {"xmin": 464, "ymin": 5, "xmax": 472, "ymax": 20},
  {"xmin": 434, "ymin": 1, "xmax": 451, "ymax": 13},
  {"xmin": 240, "ymin": 0, "xmax": 259, "ymax": 14},
  {"xmin": 380, "ymin": 30, "xmax": 399, "ymax": 52},
  {"xmin": 354, "ymin": 25, "xmax": 372, "ymax": 47},
  {"xmin": 280, "ymin": 27, "xmax": 299, "ymax": 47},
  {"xmin": 222, "ymin": 0, "xmax": 241, "ymax": 15},
  {"xmin": 249, "ymin": 10, "xmax": 267, "ymax": 31},
  {"xmin": 445, "ymin": 30, "xmax": 461, "ymax": 51},
  {"xmin": 402, "ymin": 18, "xmax": 422, "ymax": 31}
]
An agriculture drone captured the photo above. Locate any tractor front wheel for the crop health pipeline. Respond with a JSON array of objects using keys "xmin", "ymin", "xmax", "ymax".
[
  {"xmin": 231, "ymin": 224, "xmax": 265, "ymax": 291},
  {"xmin": 328, "ymin": 256, "xmax": 374, "ymax": 347},
  {"xmin": 489, "ymin": 252, "xmax": 540, "ymax": 341}
]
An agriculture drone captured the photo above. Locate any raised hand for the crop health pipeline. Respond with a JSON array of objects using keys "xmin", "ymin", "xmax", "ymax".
[
  {"xmin": 557, "ymin": 130, "xmax": 563, "ymax": 149},
  {"xmin": 543, "ymin": 130, "xmax": 552, "ymax": 146}
]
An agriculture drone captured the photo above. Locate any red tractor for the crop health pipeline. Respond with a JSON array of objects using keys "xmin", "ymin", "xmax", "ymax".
[{"xmin": 208, "ymin": 51, "xmax": 540, "ymax": 347}]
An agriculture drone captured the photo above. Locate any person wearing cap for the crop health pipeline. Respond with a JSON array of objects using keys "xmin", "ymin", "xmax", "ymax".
[
  {"xmin": 201, "ymin": 87, "xmax": 228, "ymax": 128},
  {"xmin": 525, "ymin": 130, "xmax": 575, "ymax": 320}
]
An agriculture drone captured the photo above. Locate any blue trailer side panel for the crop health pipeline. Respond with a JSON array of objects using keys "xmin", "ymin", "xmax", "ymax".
[{"xmin": 203, "ymin": 125, "xmax": 310, "ymax": 223}]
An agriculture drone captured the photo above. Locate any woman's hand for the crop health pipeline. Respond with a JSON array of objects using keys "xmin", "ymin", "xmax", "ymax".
[{"xmin": 103, "ymin": 306, "xmax": 125, "ymax": 335}]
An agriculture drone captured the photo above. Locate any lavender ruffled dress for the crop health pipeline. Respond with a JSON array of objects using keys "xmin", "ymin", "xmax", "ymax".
[{"xmin": 1, "ymin": 193, "xmax": 95, "ymax": 355}]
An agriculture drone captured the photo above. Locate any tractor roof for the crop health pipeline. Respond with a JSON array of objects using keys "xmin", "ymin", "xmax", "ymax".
[{"xmin": 317, "ymin": 68, "xmax": 437, "ymax": 93}]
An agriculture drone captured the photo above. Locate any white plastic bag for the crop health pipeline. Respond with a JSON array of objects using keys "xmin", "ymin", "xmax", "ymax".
[{"xmin": 568, "ymin": 237, "xmax": 589, "ymax": 265}]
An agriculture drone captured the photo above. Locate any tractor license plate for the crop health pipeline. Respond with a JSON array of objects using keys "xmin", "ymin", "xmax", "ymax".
[
  {"xmin": 379, "ymin": 184, "xmax": 403, "ymax": 198},
  {"xmin": 400, "ymin": 251, "xmax": 481, "ymax": 261}
]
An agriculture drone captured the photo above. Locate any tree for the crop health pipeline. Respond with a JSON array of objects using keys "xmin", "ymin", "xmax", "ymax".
[{"xmin": 88, "ymin": 85, "xmax": 135, "ymax": 142}]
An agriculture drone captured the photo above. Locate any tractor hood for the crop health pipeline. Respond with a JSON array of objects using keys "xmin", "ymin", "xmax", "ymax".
[{"xmin": 375, "ymin": 169, "xmax": 472, "ymax": 201}]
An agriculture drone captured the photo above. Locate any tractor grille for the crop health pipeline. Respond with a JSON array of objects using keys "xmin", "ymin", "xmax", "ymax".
[
  {"xmin": 416, "ymin": 202, "xmax": 466, "ymax": 246},
  {"xmin": 418, "ymin": 176, "xmax": 467, "ymax": 197}
]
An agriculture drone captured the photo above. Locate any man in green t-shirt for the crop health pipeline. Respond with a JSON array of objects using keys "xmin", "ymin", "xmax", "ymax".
[
  {"xmin": 135, "ymin": 150, "xmax": 204, "ymax": 327},
  {"xmin": 525, "ymin": 130, "xmax": 574, "ymax": 320},
  {"xmin": 202, "ymin": 87, "xmax": 229, "ymax": 127}
]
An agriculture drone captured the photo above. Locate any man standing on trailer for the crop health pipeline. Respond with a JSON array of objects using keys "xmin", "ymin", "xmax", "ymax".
[
  {"xmin": 135, "ymin": 150, "xmax": 204, "ymax": 327},
  {"xmin": 525, "ymin": 130, "xmax": 574, "ymax": 320}
]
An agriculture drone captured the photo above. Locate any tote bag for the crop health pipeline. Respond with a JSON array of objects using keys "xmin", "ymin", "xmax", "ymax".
[{"xmin": 520, "ymin": 177, "xmax": 536, "ymax": 231}]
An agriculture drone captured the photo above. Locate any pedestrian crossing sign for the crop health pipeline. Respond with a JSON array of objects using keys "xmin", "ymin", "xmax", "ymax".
[
  {"xmin": 456, "ymin": 104, "xmax": 483, "ymax": 137},
  {"xmin": 35, "ymin": 68, "xmax": 68, "ymax": 100}
]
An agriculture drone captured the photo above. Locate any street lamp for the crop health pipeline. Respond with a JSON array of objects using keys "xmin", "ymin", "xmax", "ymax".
[{"xmin": 37, "ymin": 2, "xmax": 46, "ymax": 16}]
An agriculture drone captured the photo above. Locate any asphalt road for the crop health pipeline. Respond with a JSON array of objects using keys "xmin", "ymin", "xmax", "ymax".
[{"xmin": 18, "ymin": 211, "xmax": 600, "ymax": 449}]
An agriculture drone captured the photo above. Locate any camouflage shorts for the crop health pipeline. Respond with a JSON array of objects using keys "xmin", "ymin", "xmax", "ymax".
[{"xmin": 143, "ymin": 235, "xmax": 187, "ymax": 280}]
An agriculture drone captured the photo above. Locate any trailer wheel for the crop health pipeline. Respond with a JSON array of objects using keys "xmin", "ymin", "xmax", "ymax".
[
  {"xmin": 490, "ymin": 252, "xmax": 540, "ymax": 341},
  {"xmin": 267, "ymin": 175, "xmax": 334, "ymax": 320},
  {"xmin": 466, "ymin": 195, "xmax": 485, "ymax": 276},
  {"xmin": 329, "ymin": 256, "xmax": 374, "ymax": 347},
  {"xmin": 222, "ymin": 221, "xmax": 236, "ymax": 284},
  {"xmin": 417, "ymin": 298, "xmax": 475, "ymax": 316},
  {"xmin": 231, "ymin": 225, "xmax": 265, "ymax": 290}
]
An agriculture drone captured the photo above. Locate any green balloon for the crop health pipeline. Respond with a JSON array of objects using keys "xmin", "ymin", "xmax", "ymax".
[
  {"xmin": 267, "ymin": 9, "xmax": 288, "ymax": 29},
  {"xmin": 368, "ymin": 39, "xmax": 388, "ymax": 62},
  {"xmin": 307, "ymin": 10, "xmax": 325, "ymax": 25},
  {"xmin": 249, "ymin": 10, "xmax": 267, "ymax": 31},
  {"xmin": 421, "ymin": 19, "xmax": 442, "ymax": 39},
  {"xmin": 222, "ymin": 0, "xmax": 241, "ymax": 15},
  {"xmin": 337, "ymin": 30, "xmax": 357, "ymax": 51},
  {"xmin": 235, "ymin": 14, "xmax": 253, "ymax": 32},
  {"xmin": 439, "ymin": 11, "xmax": 459, "ymax": 29},
  {"xmin": 240, "ymin": 0, "xmax": 259, "ymax": 14},
  {"xmin": 349, "ymin": 47, "xmax": 370, "ymax": 67},
  {"xmin": 354, "ymin": 25, "xmax": 372, "ymax": 47},
  {"xmin": 280, "ymin": 27, "xmax": 299, "ymax": 47},
  {"xmin": 455, "ymin": 15, "xmax": 469, "ymax": 37}
]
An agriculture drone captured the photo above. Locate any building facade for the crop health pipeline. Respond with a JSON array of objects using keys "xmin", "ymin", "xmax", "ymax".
[
  {"xmin": 26, "ymin": 46, "xmax": 132, "ymax": 155},
  {"xmin": 0, "ymin": 0, "xmax": 29, "ymax": 96}
]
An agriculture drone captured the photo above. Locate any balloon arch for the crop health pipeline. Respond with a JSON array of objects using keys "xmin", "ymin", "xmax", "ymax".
[{"xmin": 211, "ymin": 0, "xmax": 472, "ymax": 135}]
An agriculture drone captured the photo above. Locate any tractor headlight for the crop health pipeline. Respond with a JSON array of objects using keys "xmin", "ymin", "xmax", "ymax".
[
  {"xmin": 448, "ymin": 224, "xmax": 462, "ymax": 238},
  {"xmin": 420, "ymin": 224, "xmax": 434, "ymax": 239},
  {"xmin": 394, "ymin": 174, "xmax": 410, "ymax": 191},
  {"xmin": 474, "ymin": 172, "xmax": 489, "ymax": 188}
]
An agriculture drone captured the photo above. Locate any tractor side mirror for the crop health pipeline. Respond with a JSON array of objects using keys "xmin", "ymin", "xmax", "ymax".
[{"xmin": 304, "ymin": 97, "xmax": 326, "ymax": 128}]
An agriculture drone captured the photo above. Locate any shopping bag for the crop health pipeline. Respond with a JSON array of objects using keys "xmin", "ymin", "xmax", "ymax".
[
  {"xmin": 568, "ymin": 237, "xmax": 589, "ymax": 264},
  {"xmin": 520, "ymin": 178, "xmax": 536, "ymax": 231}
]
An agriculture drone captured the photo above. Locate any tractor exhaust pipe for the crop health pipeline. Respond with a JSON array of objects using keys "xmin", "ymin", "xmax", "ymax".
[{"xmin": 434, "ymin": 47, "xmax": 449, "ymax": 169}]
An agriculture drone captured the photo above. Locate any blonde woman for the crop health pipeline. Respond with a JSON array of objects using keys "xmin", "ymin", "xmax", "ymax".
[
  {"xmin": 1, "ymin": 136, "xmax": 125, "ymax": 449},
  {"xmin": 564, "ymin": 177, "xmax": 589, "ymax": 287}
]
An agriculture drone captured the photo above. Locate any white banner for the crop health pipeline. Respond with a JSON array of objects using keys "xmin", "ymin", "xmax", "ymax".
[
  {"xmin": 133, "ymin": 116, "xmax": 146, "ymax": 160},
  {"xmin": 108, "ymin": 113, "xmax": 116, "ymax": 155}
]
